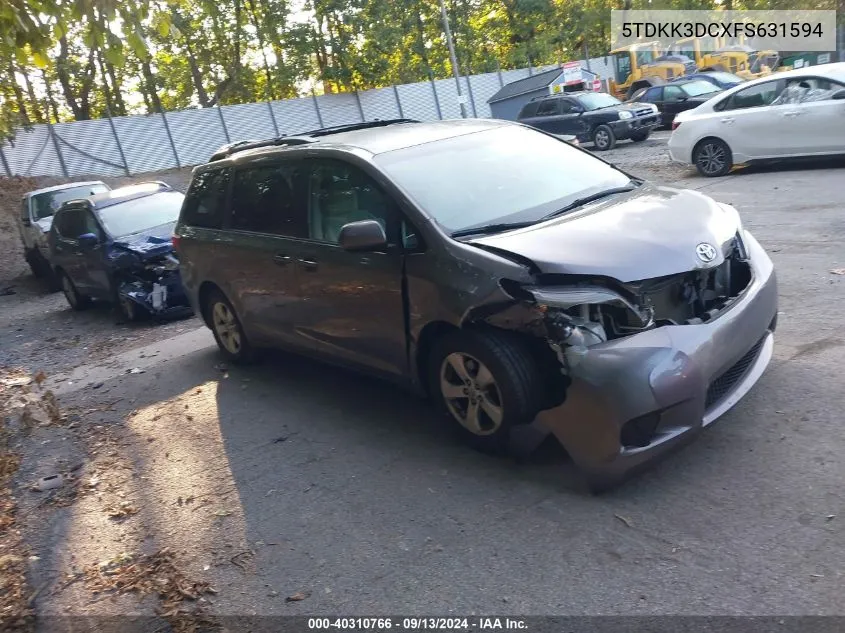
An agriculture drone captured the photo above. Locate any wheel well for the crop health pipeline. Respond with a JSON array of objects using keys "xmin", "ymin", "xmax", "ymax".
[
  {"xmin": 414, "ymin": 321, "xmax": 458, "ymax": 396},
  {"xmin": 197, "ymin": 281, "xmax": 222, "ymax": 327}
]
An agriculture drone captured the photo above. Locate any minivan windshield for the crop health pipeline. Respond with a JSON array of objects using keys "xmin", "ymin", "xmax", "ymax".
[
  {"xmin": 31, "ymin": 184, "xmax": 109, "ymax": 220},
  {"xmin": 97, "ymin": 191, "xmax": 185, "ymax": 238},
  {"xmin": 375, "ymin": 125, "xmax": 633, "ymax": 234}
]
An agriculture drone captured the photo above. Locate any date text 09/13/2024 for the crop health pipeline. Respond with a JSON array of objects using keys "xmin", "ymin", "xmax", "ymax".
[{"xmin": 307, "ymin": 618, "xmax": 528, "ymax": 630}]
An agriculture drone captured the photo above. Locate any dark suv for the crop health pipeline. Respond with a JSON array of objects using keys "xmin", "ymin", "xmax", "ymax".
[
  {"xmin": 517, "ymin": 91, "xmax": 661, "ymax": 150},
  {"xmin": 174, "ymin": 119, "xmax": 777, "ymax": 488}
]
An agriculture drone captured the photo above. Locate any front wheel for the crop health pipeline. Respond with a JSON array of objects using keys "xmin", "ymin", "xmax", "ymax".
[
  {"xmin": 59, "ymin": 271, "xmax": 90, "ymax": 311},
  {"xmin": 429, "ymin": 329, "xmax": 543, "ymax": 454},
  {"xmin": 630, "ymin": 130, "xmax": 650, "ymax": 142},
  {"xmin": 694, "ymin": 138, "xmax": 733, "ymax": 177},
  {"xmin": 592, "ymin": 124, "xmax": 616, "ymax": 151},
  {"xmin": 205, "ymin": 289, "xmax": 256, "ymax": 364}
]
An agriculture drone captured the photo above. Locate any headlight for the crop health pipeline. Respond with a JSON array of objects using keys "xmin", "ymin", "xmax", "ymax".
[
  {"xmin": 650, "ymin": 104, "xmax": 659, "ymax": 113},
  {"xmin": 717, "ymin": 203, "xmax": 749, "ymax": 260},
  {"xmin": 618, "ymin": 110, "xmax": 633, "ymax": 120}
]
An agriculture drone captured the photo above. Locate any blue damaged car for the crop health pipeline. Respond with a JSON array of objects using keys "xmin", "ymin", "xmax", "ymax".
[{"xmin": 47, "ymin": 182, "xmax": 193, "ymax": 322}]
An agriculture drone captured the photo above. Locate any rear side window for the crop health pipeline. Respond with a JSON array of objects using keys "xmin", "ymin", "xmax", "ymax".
[
  {"xmin": 722, "ymin": 80, "xmax": 783, "ymax": 111},
  {"xmin": 535, "ymin": 100, "xmax": 560, "ymax": 116},
  {"xmin": 230, "ymin": 163, "xmax": 308, "ymax": 237},
  {"xmin": 181, "ymin": 168, "xmax": 231, "ymax": 229},
  {"xmin": 517, "ymin": 102, "xmax": 538, "ymax": 118},
  {"xmin": 54, "ymin": 208, "xmax": 100, "ymax": 239}
]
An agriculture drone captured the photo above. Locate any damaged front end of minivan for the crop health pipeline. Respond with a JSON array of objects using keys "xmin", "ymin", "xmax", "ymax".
[
  {"xmin": 462, "ymin": 231, "xmax": 776, "ymax": 483},
  {"xmin": 108, "ymin": 236, "xmax": 193, "ymax": 320}
]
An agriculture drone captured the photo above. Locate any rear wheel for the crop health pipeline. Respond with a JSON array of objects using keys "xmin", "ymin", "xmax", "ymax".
[
  {"xmin": 429, "ymin": 329, "xmax": 543, "ymax": 454},
  {"xmin": 205, "ymin": 289, "xmax": 256, "ymax": 363},
  {"xmin": 59, "ymin": 271, "xmax": 90, "ymax": 311},
  {"xmin": 694, "ymin": 138, "xmax": 733, "ymax": 177},
  {"xmin": 592, "ymin": 124, "xmax": 616, "ymax": 151}
]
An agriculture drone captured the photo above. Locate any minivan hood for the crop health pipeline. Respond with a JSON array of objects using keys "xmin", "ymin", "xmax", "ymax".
[{"xmin": 469, "ymin": 185, "xmax": 740, "ymax": 282}]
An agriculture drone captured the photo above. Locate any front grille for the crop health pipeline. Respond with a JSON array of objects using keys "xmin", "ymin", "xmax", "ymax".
[
  {"xmin": 634, "ymin": 107, "xmax": 654, "ymax": 117},
  {"xmin": 705, "ymin": 335, "xmax": 766, "ymax": 410}
]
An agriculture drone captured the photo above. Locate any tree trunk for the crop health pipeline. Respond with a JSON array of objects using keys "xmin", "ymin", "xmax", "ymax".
[
  {"xmin": 105, "ymin": 61, "xmax": 127, "ymax": 115},
  {"xmin": 183, "ymin": 36, "xmax": 212, "ymax": 107},
  {"xmin": 6, "ymin": 63, "xmax": 30, "ymax": 124},
  {"xmin": 246, "ymin": 0, "xmax": 275, "ymax": 99},
  {"xmin": 21, "ymin": 68, "xmax": 44, "ymax": 122},
  {"xmin": 42, "ymin": 70, "xmax": 61, "ymax": 122},
  {"xmin": 141, "ymin": 61, "xmax": 164, "ymax": 113}
]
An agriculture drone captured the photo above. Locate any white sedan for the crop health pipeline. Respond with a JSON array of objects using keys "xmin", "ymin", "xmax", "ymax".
[{"xmin": 668, "ymin": 62, "xmax": 845, "ymax": 177}]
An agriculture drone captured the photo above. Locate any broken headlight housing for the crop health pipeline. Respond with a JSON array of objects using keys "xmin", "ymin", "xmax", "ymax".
[{"xmin": 530, "ymin": 285, "xmax": 654, "ymax": 370}]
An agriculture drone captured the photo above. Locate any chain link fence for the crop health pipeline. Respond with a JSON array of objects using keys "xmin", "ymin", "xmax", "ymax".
[{"xmin": 0, "ymin": 56, "xmax": 615, "ymax": 179}]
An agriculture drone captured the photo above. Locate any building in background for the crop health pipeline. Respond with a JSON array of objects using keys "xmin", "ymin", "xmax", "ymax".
[{"xmin": 487, "ymin": 63, "xmax": 601, "ymax": 121}]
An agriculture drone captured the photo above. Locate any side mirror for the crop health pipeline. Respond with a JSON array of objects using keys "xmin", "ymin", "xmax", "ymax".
[
  {"xmin": 78, "ymin": 233, "xmax": 99, "ymax": 248},
  {"xmin": 832, "ymin": 89, "xmax": 845, "ymax": 100},
  {"xmin": 338, "ymin": 220, "xmax": 388, "ymax": 252}
]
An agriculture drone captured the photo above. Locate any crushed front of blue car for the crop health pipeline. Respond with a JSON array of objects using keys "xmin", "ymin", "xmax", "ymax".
[{"xmin": 106, "ymin": 234, "xmax": 193, "ymax": 320}]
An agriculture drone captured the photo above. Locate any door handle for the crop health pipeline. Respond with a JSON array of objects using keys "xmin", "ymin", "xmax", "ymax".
[
  {"xmin": 298, "ymin": 258, "xmax": 318, "ymax": 271},
  {"xmin": 720, "ymin": 117, "xmax": 735, "ymax": 125},
  {"xmin": 273, "ymin": 254, "xmax": 291, "ymax": 266},
  {"xmin": 782, "ymin": 110, "xmax": 803, "ymax": 117}
]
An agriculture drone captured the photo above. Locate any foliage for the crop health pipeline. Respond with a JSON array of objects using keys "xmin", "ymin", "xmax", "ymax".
[{"xmin": 0, "ymin": 0, "xmax": 842, "ymax": 140}]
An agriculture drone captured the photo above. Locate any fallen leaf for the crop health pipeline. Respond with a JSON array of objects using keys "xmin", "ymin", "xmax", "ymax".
[
  {"xmin": 286, "ymin": 590, "xmax": 310, "ymax": 602},
  {"xmin": 826, "ymin": 515, "xmax": 836, "ymax": 522},
  {"xmin": 214, "ymin": 510, "xmax": 233, "ymax": 517},
  {"xmin": 614, "ymin": 514, "xmax": 634, "ymax": 528},
  {"xmin": 830, "ymin": 269, "xmax": 845, "ymax": 276}
]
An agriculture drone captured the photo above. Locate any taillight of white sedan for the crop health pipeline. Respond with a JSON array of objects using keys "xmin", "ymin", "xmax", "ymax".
[{"xmin": 667, "ymin": 62, "xmax": 845, "ymax": 177}]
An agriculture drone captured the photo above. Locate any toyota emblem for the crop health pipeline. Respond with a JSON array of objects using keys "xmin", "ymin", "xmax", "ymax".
[{"xmin": 696, "ymin": 242, "xmax": 718, "ymax": 263}]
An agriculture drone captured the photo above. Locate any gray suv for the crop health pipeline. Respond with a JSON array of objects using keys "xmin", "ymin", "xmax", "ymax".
[{"xmin": 174, "ymin": 119, "xmax": 777, "ymax": 488}]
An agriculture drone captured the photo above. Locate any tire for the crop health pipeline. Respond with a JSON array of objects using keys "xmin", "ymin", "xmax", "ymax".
[
  {"xmin": 428, "ymin": 329, "xmax": 543, "ymax": 454},
  {"xmin": 630, "ymin": 130, "xmax": 650, "ymax": 142},
  {"xmin": 25, "ymin": 250, "xmax": 45, "ymax": 279},
  {"xmin": 204, "ymin": 289, "xmax": 256, "ymax": 364},
  {"xmin": 59, "ymin": 271, "xmax": 90, "ymax": 311},
  {"xmin": 592, "ymin": 124, "xmax": 616, "ymax": 151},
  {"xmin": 693, "ymin": 138, "xmax": 733, "ymax": 177}
]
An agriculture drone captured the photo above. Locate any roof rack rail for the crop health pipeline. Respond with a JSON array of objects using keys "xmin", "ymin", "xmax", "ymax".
[
  {"xmin": 298, "ymin": 118, "xmax": 420, "ymax": 137},
  {"xmin": 208, "ymin": 118, "xmax": 420, "ymax": 162},
  {"xmin": 209, "ymin": 137, "xmax": 312, "ymax": 162}
]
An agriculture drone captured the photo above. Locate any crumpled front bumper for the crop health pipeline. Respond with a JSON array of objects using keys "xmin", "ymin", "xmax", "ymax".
[
  {"xmin": 525, "ymin": 230, "xmax": 777, "ymax": 485},
  {"xmin": 118, "ymin": 270, "xmax": 192, "ymax": 318}
]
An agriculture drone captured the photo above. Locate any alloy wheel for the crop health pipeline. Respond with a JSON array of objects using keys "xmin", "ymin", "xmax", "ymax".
[
  {"xmin": 698, "ymin": 142, "xmax": 726, "ymax": 175},
  {"xmin": 212, "ymin": 301, "xmax": 242, "ymax": 355},
  {"xmin": 439, "ymin": 352, "xmax": 504, "ymax": 436},
  {"xmin": 594, "ymin": 129, "xmax": 610, "ymax": 149}
]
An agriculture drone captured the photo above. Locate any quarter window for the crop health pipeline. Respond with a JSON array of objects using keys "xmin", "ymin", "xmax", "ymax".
[
  {"xmin": 307, "ymin": 160, "xmax": 396, "ymax": 245},
  {"xmin": 181, "ymin": 168, "xmax": 231, "ymax": 229},
  {"xmin": 230, "ymin": 163, "xmax": 307, "ymax": 237}
]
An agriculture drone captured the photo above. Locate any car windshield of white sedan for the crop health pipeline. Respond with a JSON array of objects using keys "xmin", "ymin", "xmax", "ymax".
[
  {"xmin": 681, "ymin": 81, "xmax": 721, "ymax": 97},
  {"xmin": 32, "ymin": 184, "xmax": 109, "ymax": 220},
  {"xmin": 576, "ymin": 93, "xmax": 623, "ymax": 110},
  {"xmin": 97, "ymin": 191, "xmax": 184, "ymax": 238},
  {"xmin": 375, "ymin": 126, "xmax": 632, "ymax": 233}
]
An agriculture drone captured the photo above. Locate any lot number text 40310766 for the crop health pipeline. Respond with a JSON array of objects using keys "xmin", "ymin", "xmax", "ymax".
[{"xmin": 307, "ymin": 618, "xmax": 529, "ymax": 630}]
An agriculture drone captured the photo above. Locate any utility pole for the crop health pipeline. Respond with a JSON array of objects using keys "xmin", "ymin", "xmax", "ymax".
[{"xmin": 439, "ymin": 0, "xmax": 467, "ymax": 118}]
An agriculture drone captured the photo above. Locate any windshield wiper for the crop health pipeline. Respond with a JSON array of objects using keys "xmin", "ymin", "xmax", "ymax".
[
  {"xmin": 451, "ymin": 221, "xmax": 536, "ymax": 238},
  {"xmin": 537, "ymin": 184, "xmax": 639, "ymax": 223}
]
